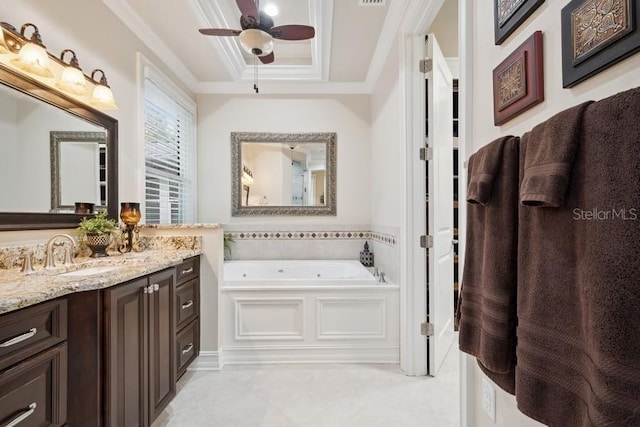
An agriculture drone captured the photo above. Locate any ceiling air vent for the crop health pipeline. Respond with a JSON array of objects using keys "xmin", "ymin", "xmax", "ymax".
[{"xmin": 359, "ymin": 0, "xmax": 386, "ymax": 6}]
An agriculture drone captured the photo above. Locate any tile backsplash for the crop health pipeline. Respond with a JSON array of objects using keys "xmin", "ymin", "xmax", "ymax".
[
  {"xmin": 0, "ymin": 236, "xmax": 200, "ymax": 270},
  {"xmin": 224, "ymin": 224, "xmax": 400, "ymax": 283}
]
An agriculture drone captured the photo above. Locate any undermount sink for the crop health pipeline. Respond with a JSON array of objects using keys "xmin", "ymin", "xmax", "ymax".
[{"xmin": 57, "ymin": 265, "xmax": 121, "ymax": 277}]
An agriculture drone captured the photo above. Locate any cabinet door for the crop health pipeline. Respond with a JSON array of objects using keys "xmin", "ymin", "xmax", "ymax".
[
  {"xmin": 105, "ymin": 277, "xmax": 149, "ymax": 427},
  {"xmin": 148, "ymin": 269, "xmax": 176, "ymax": 423}
]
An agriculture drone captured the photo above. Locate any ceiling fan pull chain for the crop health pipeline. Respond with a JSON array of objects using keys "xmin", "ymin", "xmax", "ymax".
[{"xmin": 253, "ymin": 56, "xmax": 259, "ymax": 93}]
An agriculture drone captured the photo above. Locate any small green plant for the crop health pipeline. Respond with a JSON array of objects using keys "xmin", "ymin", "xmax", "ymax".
[
  {"xmin": 77, "ymin": 211, "xmax": 118, "ymax": 239},
  {"xmin": 223, "ymin": 233, "xmax": 235, "ymax": 260}
]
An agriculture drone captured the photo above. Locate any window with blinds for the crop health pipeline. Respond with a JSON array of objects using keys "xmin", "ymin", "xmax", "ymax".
[{"xmin": 143, "ymin": 77, "xmax": 195, "ymax": 224}]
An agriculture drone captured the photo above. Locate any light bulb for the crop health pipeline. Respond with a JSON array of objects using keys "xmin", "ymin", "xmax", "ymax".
[
  {"xmin": 57, "ymin": 66, "xmax": 89, "ymax": 96},
  {"xmin": 12, "ymin": 42, "xmax": 53, "ymax": 78}
]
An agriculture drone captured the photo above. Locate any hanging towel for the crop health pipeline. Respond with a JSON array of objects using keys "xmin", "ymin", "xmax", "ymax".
[
  {"xmin": 520, "ymin": 101, "xmax": 593, "ymax": 207},
  {"xmin": 457, "ymin": 135, "xmax": 520, "ymax": 394},
  {"xmin": 516, "ymin": 87, "xmax": 640, "ymax": 427}
]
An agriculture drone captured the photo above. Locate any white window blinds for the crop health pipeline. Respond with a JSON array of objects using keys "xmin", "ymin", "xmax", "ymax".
[{"xmin": 143, "ymin": 77, "xmax": 195, "ymax": 224}]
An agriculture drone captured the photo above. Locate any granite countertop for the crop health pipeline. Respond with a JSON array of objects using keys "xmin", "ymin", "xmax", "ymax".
[{"xmin": 0, "ymin": 249, "xmax": 201, "ymax": 315}]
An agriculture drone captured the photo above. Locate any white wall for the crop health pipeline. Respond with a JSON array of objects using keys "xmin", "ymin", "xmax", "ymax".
[
  {"xmin": 371, "ymin": 35, "xmax": 402, "ymax": 229},
  {"xmin": 196, "ymin": 94, "xmax": 372, "ymax": 225},
  {"xmin": 468, "ymin": 1, "xmax": 640, "ymax": 426}
]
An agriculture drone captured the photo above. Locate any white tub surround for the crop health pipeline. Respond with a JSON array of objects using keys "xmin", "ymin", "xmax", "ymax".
[{"xmin": 221, "ymin": 260, "xmax": 399, "ymax": 365}]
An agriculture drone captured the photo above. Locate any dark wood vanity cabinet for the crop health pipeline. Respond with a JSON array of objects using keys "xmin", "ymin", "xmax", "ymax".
[
  {"xmin": 104, "ymin": 268, "xmax": 176, "ymax": 427},
  {"xmin": 64, "ymin": 257, "xmax": 200, "ymax": 427},
  {"xmin": 0, "ymin": 299, "xmax": 68, "ymax": 427}
]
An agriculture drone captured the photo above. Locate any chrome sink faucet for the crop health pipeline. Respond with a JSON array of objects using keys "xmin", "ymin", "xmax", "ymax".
[{"xmin": 44, "ymin": 234, "xmax": 76, "ymax": 269}]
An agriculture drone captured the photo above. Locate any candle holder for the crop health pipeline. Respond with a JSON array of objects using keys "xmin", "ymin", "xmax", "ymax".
[{"xmin": 119, "ymin": 202, "xmax": 142, "ymax": 253}]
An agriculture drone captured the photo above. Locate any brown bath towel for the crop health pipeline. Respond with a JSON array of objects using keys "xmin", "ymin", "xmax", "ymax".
[
  {"xmin": 520, "ymin": 101, "xmax": 593, "ymax": 207},
  {"xmin": 516, "ymin": 87, "xmax": 640, "ymax": 426},
  {"xmin": 457, "ymin": 136, "xmax": 519, "ymax": 394}
]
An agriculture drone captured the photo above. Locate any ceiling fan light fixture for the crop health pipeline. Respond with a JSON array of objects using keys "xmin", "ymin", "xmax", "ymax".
[{"xmin": 238, "ymin": 29, "xmax": 274, "ymax": 56}]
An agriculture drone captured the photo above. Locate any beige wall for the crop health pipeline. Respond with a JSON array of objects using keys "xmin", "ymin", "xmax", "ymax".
[
  {"xmin": 196, "ymin": 94, "xmax": 372, "ymax": 225},
  {"xmin": 468, "ymin": 1, "xmax": 640, "ymax": 426}
]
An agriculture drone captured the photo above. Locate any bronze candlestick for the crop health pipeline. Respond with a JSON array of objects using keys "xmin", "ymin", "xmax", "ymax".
[{"xmin": 119, "ymin": 202, "xmax": 141, "ymax": 252}]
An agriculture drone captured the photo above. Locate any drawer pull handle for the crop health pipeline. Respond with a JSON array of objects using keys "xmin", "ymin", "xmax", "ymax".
[
  {"xmin": 182, "ymin": 343, "xmax": 194, "ymax": 354},
  {"xmin": 153, "ymin": 283, "xmax": 160, "ymax": 292},
  {"xmin": 0, "ymin": 328, "xmax": 37, "ymax": 348},
  {"xmin": 5, "ymin": 402, "xmax": 37, "ymax": 427},
  {"xmin": 181, "ymin": 300, "xmax": 194, "ymax": 310},
  {"xmin": 181, "ymin": 267, "xmax": 194, "ymax": 275}
]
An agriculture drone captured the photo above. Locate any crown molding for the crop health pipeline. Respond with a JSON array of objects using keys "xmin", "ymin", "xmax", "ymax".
[
  {"xmin": 102, "ymin": 0, "xmax": 199, "ymax": 91},
  {"xmin": 364, "ymin": 0, "xmax": 413, "ymax": 92},
  {"xmin": 103, "ymin": 0, "xmax": 446, "ymax": 95},
  {"xmin": 194, "ymin": 81, "xmax": 371, "ymax": 95},
  {"xmin": 187, "ymin": 0, "xmax": 246, "ymax": 79}
]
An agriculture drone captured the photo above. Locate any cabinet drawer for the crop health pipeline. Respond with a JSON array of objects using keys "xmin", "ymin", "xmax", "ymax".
[
  {"xmin": 0, "ymin": 342, "xmax": 67, "ymax": 427},
  {"xmin": 176, "ymin": 257, "xmax": 199, "ymax": 285},
  {"xmin": 0, "ymin": 299, "xmax": 67, "ymax": 371},
  {"xmin": 176, "ymin": 319, "xmax": 199, "ymax": 379},
  {"xmin": 175, "ymin": 278, "xmax": 199, "ymax": 329}
]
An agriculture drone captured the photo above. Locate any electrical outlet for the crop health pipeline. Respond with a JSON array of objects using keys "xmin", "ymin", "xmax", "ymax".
[{"xmin": 482, "ymin": 377, "xmax": 496, "ymax": 422}]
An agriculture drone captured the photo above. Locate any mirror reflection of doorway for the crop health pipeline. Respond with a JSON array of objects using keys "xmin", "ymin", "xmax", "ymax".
[
  {"xmin": 311, "ymin": 170, "xmax": 326, "ymax": 205},
  {"xmin": 291, "ymin": 160, "xmax": 306, "ymax": 205}
]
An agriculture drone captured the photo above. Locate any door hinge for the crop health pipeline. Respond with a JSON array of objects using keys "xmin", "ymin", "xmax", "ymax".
[
  {"xmin": 420, "ymin": 235, "xmax": 433, "ymax": 248},
  {"xmin": 421, "ymin": 321, "xmax": 435, "ymax": 336},
  {"xmin": 419, "ymin": 59, "xmax": 433, "ymax": 73},
  {"xmin": 419, "ymin": 147, "xmax": 433, "ymax": 161}
]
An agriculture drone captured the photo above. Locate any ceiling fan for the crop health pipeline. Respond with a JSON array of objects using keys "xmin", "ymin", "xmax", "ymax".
[{"xmin": 198, "ymin": 0, "xmax": 316, "ymax": 65}]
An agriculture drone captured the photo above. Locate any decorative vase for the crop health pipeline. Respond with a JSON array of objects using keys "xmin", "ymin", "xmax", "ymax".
[{"xmin": 85, "ymin": 231, "xmax": 111, "ymax": 257}]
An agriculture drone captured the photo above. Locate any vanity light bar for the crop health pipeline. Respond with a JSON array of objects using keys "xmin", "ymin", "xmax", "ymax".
[{"xmin": 0, "ymin": 21, "xmax": 118, "ymax": 110}]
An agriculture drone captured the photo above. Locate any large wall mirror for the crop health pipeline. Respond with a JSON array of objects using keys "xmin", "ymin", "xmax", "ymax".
[
  {"xmin": 231, "ymin": 132, "xmax": 336, "ymax": 216},
  {"xmin": 0, "ymin": 64, "xmax": 118, "ymax": 230}
]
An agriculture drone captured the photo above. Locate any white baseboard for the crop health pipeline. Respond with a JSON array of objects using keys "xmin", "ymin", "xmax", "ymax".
[
  {"xmin": 188, "ymin": 351, "xmax": 223, "ymax": 371},
  {"xmin": 221, "ymin": 344, "xmax": 400, "ymax": 365}
]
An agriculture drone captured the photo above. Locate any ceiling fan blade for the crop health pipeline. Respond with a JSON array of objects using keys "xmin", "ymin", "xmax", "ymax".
[
  {"xmin": 199, "ymin": 28, "xmax": 242, "ymax": 37},
  {"xmin": 259, "ymin": 52, "xmax": 274, "ymax": 64},
  {"xmin": 236, "ymin": 0, "xmax": 260, "ymax": 25},
  {"xmin": 270, "ymin": 25, "xmax": 315, "ymax": 41}
]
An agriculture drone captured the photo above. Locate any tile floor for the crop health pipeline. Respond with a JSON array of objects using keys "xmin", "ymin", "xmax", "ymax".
[{"xmin": 152, "ymin": 344, "xmax": 460, "ymax": 427}]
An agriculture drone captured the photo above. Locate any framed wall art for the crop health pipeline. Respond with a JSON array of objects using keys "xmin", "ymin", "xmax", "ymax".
[
  {"xmin": 562, "ymin": 0, "xmax": 640, "ymax": 87},
  {"xmin": 493, "ymin": 31, "xmax": 544, "ymax": 126},
  {"xmin": 494, "ymin": 0, "xmax": 545, "ymax": 45}
]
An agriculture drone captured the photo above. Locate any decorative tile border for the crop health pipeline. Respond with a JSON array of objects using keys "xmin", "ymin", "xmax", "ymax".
[{"xmin": 226, "ymin": 230, "xmax": 397, "ymax": 247}]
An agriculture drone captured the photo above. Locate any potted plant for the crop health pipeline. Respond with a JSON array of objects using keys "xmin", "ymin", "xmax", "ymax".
[
  {"xmin": 77, "ymin": 212, "xmax": 118, "ymax": 257},
  {"xmin": 223, "ymin": 233, "xmax": 235, "ymax": 260}
]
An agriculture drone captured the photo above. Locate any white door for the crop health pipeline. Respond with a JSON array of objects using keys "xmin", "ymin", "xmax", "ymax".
[{"xmin": 425, "ymin": 34, "xmax": 455, "ymax": 375}]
